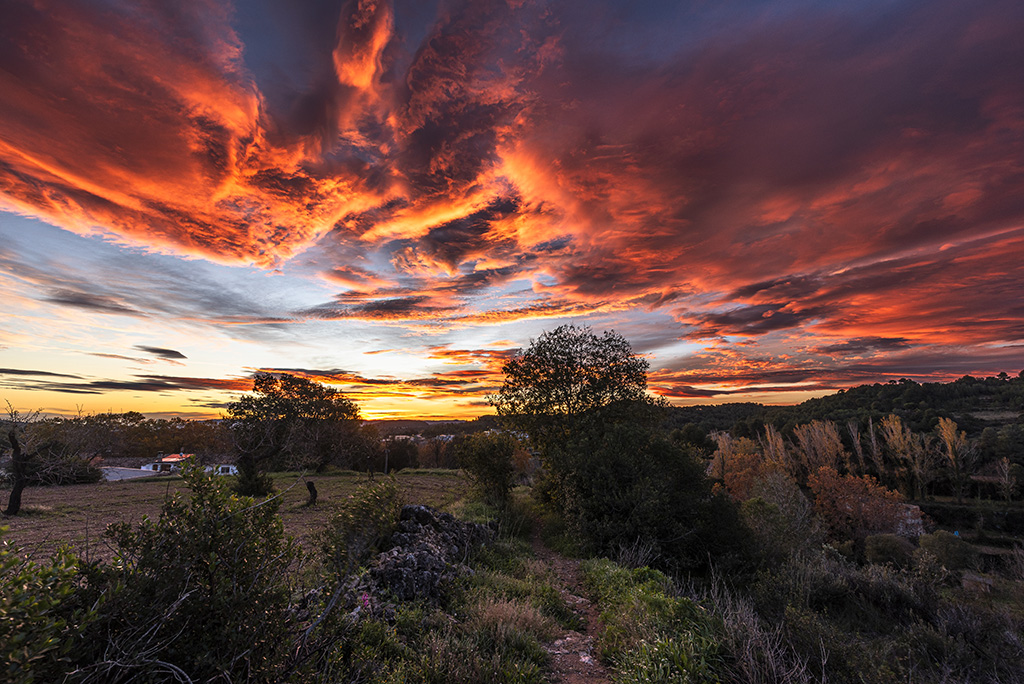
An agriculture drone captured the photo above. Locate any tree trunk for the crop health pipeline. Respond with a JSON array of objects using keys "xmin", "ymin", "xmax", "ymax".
[
  {"xmin": 305, "ymin": 480, "xmax": 318, "ymax": 506},
  {"xmin": 5, "ymin": 430, "xmax": 28, "ymax": 516}
]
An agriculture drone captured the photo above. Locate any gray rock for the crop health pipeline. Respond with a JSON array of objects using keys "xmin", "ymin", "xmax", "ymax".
[{"xmin": 366, "ymin": 504, "xmax": 494, "ymax": 604}]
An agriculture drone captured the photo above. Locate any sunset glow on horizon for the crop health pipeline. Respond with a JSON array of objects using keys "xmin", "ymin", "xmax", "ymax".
[{"xmin": 2, "ymin": 0, "xmax": 1023, "ymax": 420}]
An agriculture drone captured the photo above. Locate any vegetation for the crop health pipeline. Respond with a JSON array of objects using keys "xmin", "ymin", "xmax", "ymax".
[
  {"xmin": 226, "ymin": 372, "xmax": 365, "ymax": 494},
  {"xmin": 456, "ymin": 431, "xmax": 520, "ymax": 507},
  {"xmin": 4, "ymin": 328, "xmax": 1024, "ymax": 682},
  {"xmin": 490, "ymin": 324, "xmax": 653, "ymax": 454}
]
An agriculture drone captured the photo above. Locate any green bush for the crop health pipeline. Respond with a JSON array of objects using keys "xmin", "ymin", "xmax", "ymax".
[
  {"xmin": 581, "ymin": 558, "xmax": 725, "ymax": 680},
  {"xmin": 0, "ymin": 531, "xmax": 95, "ymax": 684},
  {"xmin": 320, "ymin": 476, "xmax": 402, "ymax": 576},
  {"xmin": 457, "ymin": 432, "xmax": 519, "ymax": 507},
  {"xmin": 557, "ymin": 423, "xmax": 749, "ymax": 571},
  {"xmin": 865, "ymin": 534, "xmax": 915, "ymax": 568},
  {"xmin": 917, "ymin": 530, "xmax": 975, "ymax": 572},
  {"xmin": 86, "ymin": 458, "xmax": 300, "ymax": 683}
]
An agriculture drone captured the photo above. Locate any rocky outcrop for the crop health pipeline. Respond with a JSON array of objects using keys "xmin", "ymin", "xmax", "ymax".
[{"xmin": 365, "ymin": 504, "xmax": 494, "ymax": 604}]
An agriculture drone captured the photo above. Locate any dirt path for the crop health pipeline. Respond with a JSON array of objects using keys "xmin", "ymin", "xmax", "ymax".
[{"xmin": 531, "ymin": 530, "xmax": 613, "ymax": 684}]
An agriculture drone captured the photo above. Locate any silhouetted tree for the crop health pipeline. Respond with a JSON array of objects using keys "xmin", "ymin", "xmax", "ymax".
[
  {"xmin": 490, "ymin": 325, "xmax": 652, "ymax": 446},
  {"xmin": 227, "ymin": 372, "xmax": 361, "ymax": 494},
  {"xmin": 490, "ymin": 324, "xmax": 662, "ymax": 506},
  {"xmin": 4, "ymin": 428, "xmax": 28, "ymax": 516}
]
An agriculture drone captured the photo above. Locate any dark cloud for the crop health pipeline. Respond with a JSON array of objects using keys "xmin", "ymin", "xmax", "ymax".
[
  {"xmin": 684, "ymin": 304, "xmax": 826, "ymax": 338},
  {"xmin": 0, "ymin": 367, "xmax": 80, "ymax": 379},
  {"xmin": 44, "ymin": 289, "xmax": 145, "ymax": 316},
  {"xmin": 134, "ymin": 345, "xmax": 188, "ymax": 360},
  {"xmin": 814, "ymin": 337, "xmax": 912, "ymax": 356}
]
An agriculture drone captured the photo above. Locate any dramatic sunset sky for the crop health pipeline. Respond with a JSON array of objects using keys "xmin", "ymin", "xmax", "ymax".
[{"xmin": 2, "ymin": 0, "xmax": 1023, "ymax": 420}]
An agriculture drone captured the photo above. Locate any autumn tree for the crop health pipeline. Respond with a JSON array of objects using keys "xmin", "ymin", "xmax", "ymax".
[
  {"xmin": 759, "ymin": 423, "xmax": 791, "ymax": 474},
  {"xmin": 879, "ymin": 414, "xmax": 936, "ymax": 499},
  {"xmin": 708, "ymin": 432, "xmax": 781, "ymax": 501},
  {"xmin": 936, "ymin": 417, "xmax": 976, "ymax": 504},
  {"xmin": 846, "ymin": 419, "xmax": 866, "ymax": 475},
  {"xmin": 808, "ymin": 466, "xmax": 915, "ymax": 540},
  {"xmin": 791, "ymin": 420, "xmax": 847, "ymax": 482}
]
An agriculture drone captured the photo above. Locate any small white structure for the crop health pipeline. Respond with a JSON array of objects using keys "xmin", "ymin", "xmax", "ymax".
[
  {"xmin": 142, "ymin": 453, "xmax": 236, "ymax": 476},
  {"xmin": 141, "ymin": 461, "xmax": 178, "ymax": 473}
]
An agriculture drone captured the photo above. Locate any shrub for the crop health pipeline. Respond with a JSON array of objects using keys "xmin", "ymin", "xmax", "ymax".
[
  {"xmin": 742, "ymin": 473, "xmax": 822, "ymax": 565},
  {"xmin": 865, "ymin": 534, "xmax": 915, "ymax": 568},
  {"xmin": 808, "ymin": 466, "xmax": 908, "ymax": 540},
  {"xmin": 24, "ymin": 453, "xmax": 102, "ymax": 486},
  {"xmin": 0, "ymin": 531, "xmax": 95, "ymax": 684},
  {"xmin": 85, "ymin": 458, "xmax": 300, "ymax": 683},
  {"xmin": 456, "ymin": 432, "xmax": 519, "ymax": 507},
  {"xmin": 321, "ymin": 476, "xmax": 402, "ymax": 576},
  {"xmin": 917, "ymin": 530, "xmax": 975, "ymax": 572},
  {"xmin": 557, "ymin": 423, "xmax": 750, "ymax": 571}
]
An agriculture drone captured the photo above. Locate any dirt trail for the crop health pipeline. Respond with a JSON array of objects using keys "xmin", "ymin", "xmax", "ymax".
[{"xmin": 531, "ymin": 531, "xmax": 613, "ymax": 684}]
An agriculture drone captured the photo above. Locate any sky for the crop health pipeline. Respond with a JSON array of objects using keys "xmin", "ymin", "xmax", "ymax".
[{"xmin": 1, "ymin": 0, "xmax": 1023, "ymax": 420}]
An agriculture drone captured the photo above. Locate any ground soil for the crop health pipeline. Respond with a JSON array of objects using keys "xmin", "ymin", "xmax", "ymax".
[
  {"xmin": 531, "ymin": 529, "xmax": 613, "ymax": 684},
  {"xmin": 0, "ymin": 470, "xmax": 468, "ymax": 561}
]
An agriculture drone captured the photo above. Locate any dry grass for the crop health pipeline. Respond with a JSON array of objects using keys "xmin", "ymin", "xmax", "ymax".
[
  {"xmin": 467, "ymin": 596, "xmax": 559, "ymax": 642},
  {"xmin": 1, "ymin": 469, "xmax": 469, "ymax": 561}
]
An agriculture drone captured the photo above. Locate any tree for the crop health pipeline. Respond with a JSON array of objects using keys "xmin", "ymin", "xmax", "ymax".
[
  {"xmin": 936, "ymin": 417, "xmax": 976, "ymax": 504},
  {"xmin": 490, "ymin": 325, "xmax": 660, "ymax": 508},
  {"xmin": 490, "ymin": 324, "xmax": 654, "ymax": 451},
  {"xmin": 5, "ymin": 426, "xmax": 29, "ymax": 516},
  {"xmin": 226, "ymin": 372, "xmax": 360, "ymax": 494},
  {"xmin": 791, "ymin": 420, "xmax": 847, "ymax": 482},
  {"xmin": 456, "ymin": 432, "xmax": 520, "ymax": 506},
  {"xmin": 3, "ymin": 406, "xmax": 101, "ymax": 515},
  {"xmin": 556, "ymin": 422, "xmax": 749, "ymax": 570},
  {"xmin": 880, "ymin": 414, "xmax": 937, "ymax": 499},
  {"xmin": 807, "ymin": 466, "xmax": 916, "ymax": 540}
]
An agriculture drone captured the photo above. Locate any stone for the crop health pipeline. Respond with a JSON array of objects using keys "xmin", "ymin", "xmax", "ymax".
[{"xmin": 365, "ymin": 504, "xmax": 494, "ymax": 605}]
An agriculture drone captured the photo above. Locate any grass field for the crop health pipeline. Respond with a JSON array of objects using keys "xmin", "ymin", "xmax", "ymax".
[{"xmin": 1, "ymin": 469, "xmax": 470, "ymax": 561}]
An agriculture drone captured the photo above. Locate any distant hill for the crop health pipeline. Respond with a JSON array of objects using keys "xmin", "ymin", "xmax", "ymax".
[
  {"xmin": 665, "ymin": 373, "xmax": 1024, "ymax": 440},
  {"xmin": 370, "ymin": 415, "xmax": 498, "ymax": 437}
]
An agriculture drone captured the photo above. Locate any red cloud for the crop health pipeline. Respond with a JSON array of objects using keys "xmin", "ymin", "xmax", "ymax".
[{"xmin": 3, "ymin": 0, "xmax": 1024, "ymax": 411}]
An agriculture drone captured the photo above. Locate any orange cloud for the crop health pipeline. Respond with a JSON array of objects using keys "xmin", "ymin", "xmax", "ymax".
[{"xmin": 3, "ymin": 0, "xmax": 1024, "ymax": 416}]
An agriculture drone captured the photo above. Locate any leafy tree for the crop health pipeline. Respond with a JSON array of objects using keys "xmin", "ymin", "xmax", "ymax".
[
  {"xmin": 227, "ymin": 372, "xmax": 361, "ymax": 493},
  {"xmin": 456, "ymin": 432, "xmax": 520, "ymax": 506},
  {"xmin": 490, "ymin": 324, "xmax": 653, "ymax": 450},
  {"xmin": 490, "ymin": 325, "xmax": 661, "ymax": 505}
]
